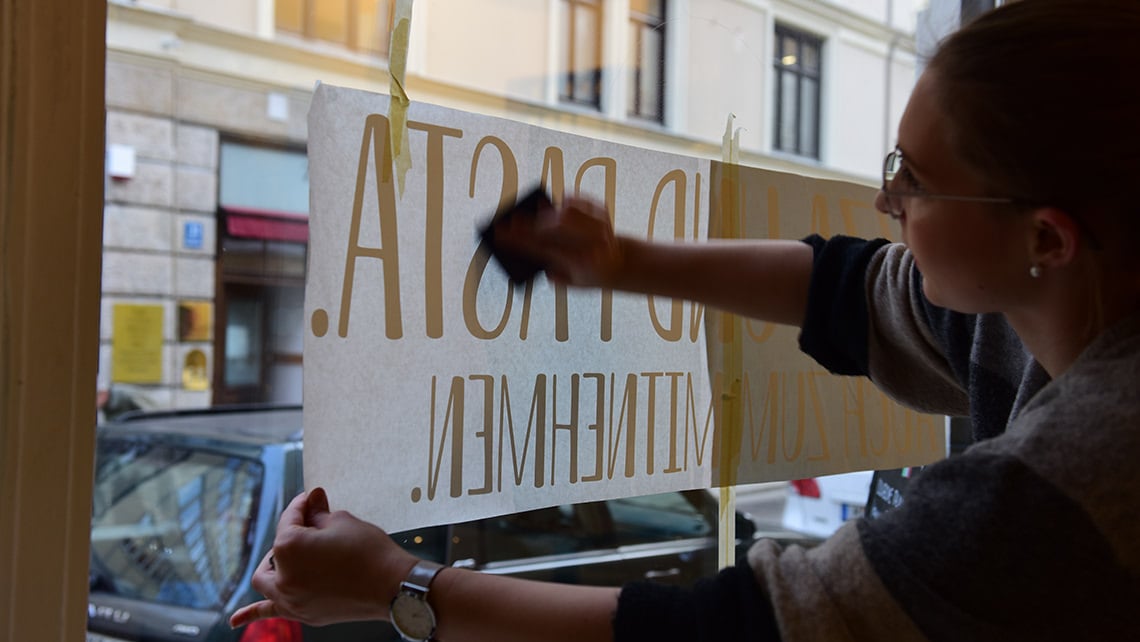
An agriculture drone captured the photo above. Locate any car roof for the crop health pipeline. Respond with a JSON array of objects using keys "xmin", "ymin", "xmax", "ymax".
[{"xmin": 102, "ymin": 404, "xmax": 304, "ymax": 446}]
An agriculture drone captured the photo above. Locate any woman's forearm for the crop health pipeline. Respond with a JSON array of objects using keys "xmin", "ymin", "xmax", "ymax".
[
  {"xmin": 611, "ymin": 237, "xmax": 814, "ymax": 328},
  {"xmin": 431, "ymin": 568, "xmax": 619, "ymax": 642}
]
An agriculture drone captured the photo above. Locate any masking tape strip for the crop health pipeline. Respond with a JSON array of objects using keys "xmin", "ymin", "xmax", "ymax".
[
  {"xmin": 717, "ymin": 113, "xmax": 743, "ymax": 569},
  {"xmin": 388, "ymin": 0, "xmax": 414, "ymax": 196}
]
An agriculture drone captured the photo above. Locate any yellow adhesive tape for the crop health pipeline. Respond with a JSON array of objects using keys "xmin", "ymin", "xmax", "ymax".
[
  {"xmin": 717, "ymin": 113, "xmax": 743, "ymax": 569},
  {"xmin": 388, "ymin": 0, "xmax": 414, "ymax": 195}
]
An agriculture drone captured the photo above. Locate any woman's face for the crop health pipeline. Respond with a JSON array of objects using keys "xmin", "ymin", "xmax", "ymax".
[{"xmin": 876, "ymin": 71, "xmax": 1034, "ymax": 314}]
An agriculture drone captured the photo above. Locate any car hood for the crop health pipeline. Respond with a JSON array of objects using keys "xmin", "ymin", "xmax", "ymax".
[{"xmin": 88, "ymin": 592, "xmax": 225, "ymax": 641}]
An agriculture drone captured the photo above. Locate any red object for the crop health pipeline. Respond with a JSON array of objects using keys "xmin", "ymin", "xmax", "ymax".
[
  {"xmin": 224, "ymin": 206, "xmax": 309, "ymax": 243},
  {"xmin": 238, "ymin": 617, "xmax": 303, "ymax": 642},
  {"xmin": 790, "ymin": 478, "xmax": 821, "ymax": 498}
]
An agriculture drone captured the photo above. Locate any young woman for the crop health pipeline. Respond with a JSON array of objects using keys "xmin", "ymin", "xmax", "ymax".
[{"xmin": 230, "ymin": 1, "xmax": 1139, "ymax": 640}]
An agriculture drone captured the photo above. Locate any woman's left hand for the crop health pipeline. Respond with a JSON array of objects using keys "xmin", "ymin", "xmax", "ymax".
[{"xmin": 229, "ymin": 487, "xmax": 417, "ymax": 629}]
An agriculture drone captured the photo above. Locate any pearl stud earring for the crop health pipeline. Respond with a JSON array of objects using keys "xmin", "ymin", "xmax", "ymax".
[{"xmin": 1029, "ymin": 264, "xmax": 1042, "ymax": 279}]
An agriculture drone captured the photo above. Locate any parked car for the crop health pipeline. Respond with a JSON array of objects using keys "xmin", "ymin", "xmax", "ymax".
[
  {"xmin": 88, "ymin": 405, "xmax": 809, "ymax": 642},
  {"xmin": 780, "ymin": 471, "xmax": 874, "ymax": 539}
]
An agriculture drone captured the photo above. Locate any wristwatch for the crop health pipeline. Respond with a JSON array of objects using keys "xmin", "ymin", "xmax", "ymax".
[{"xmin": 390, "ymin": 559, "xmax": 445, "ymax": 642}]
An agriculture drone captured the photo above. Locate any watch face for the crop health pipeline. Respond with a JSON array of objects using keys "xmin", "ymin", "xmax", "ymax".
[{"xmin": 391, "ymin": 591, "xmax": 436, "ymax": 641}]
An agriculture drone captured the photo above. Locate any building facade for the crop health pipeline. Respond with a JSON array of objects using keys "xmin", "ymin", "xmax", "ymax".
[{"xmin": 100, "ymin": 0, "xmax": 926, "ymax": 412}]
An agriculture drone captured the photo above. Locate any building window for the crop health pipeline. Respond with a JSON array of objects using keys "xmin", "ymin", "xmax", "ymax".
[
  {"xmin": 275, "ymin": 0, "xmax": 395, "ymax": 56},
  {"xmin": 773, "ymin": 25, "xmax": 823, "ymax": 159},
  {"xmin": 628, "ymin": 0, "xmax": 666, "ymax": 123},
  {"xmin": 559, "ymin": 0, "xmax": 603, "ymax": 109}
]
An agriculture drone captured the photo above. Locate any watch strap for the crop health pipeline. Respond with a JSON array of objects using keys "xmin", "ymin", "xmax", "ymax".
[{"xmin": 402, "ymin": 559, "xmax": 445, "ymax": 593}]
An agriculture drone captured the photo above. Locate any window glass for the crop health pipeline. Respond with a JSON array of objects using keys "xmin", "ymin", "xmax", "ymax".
[
  {"xmin": 356, "ymin": 0, "xmax": 392, "ymax": 55},
  {"xmin": 97, "ymin": 0, "xmax": 926, "ymax": 577},
  {"xmin": 275, "ymin": 0, "xmax": 390, "ymax": 54},
  {"xmin": 608, "ymin": 491, "xmax": 713, "ymax": 545},
  {"xmin": 276, "ymin": 0, "xmax": 304, "ymax": 34},
  {"xmin": 219, "ymin": 142, "xmax": 309, "ymax": 217},
  {"xmin": 90, "ymin": 439, "xmax": 263, "ymax": 610},
  {"xmin": 390, "ymin": 526, "xmax": 449, "ymax": 564},
  {"xmin": 800, "ymin": 77, "xmax": 819, "ymax": 157},
  {"xmin": 628, "ymin": 0, "xmax": 665, "ymax": 122},
  {"xmin": 455, "ymin": 504, "xmax": 590, "ymax": 563},
  {"xmin": 313, "ymin": 0, "xmax": 349, "ymax": 44},
  {"xmin": 224, "ymin": 298, "xmax": 263, "ymax": 387},
  {"xmin": 774, "ymin": 25, "xmax": 823, "ymax": 158},
  {"xmin": 561, "ymin": 0, "xmax": 602, "ymax": 107}
]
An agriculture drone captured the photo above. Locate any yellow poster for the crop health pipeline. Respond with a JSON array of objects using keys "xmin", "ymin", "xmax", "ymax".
[{"xmin": 112, "ymin": 303, "xmax": 164, "ymax": 384}]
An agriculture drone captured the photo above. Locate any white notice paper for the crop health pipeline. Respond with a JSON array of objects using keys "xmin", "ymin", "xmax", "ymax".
[{"xmin": 304, "ymin": 84, "xmax": 945, "ymax": 533}]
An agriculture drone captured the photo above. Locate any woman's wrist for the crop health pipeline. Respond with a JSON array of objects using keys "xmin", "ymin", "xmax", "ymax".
[{"xmin": 376, "ymin": 550, "xmax": 420, "ymax": 619}]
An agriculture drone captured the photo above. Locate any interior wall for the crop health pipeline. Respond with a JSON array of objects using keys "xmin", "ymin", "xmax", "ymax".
[{"xmin": 0, "ymin": 0, "xmax": 106, "ymax": 640}]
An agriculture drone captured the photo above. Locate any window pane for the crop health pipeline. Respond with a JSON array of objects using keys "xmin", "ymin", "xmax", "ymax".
[
  {"xmin": 627, "ymin": 23, "xmax": 640, "ymax": 113},
  {"xmin": 780, "ymin": 34, "xmax": 798, "ymax": 63},
  {"xmin": 467, "ymin": 504, "xmax": 590, "ymax": 562},
  {"xmin": 630, "ymin": 0, "xmax": 664, "ymax": 18},
  {"xmin": 313, "ymin": 0, "xmax": 349, "ymax": 44},
  {"xmin": 224, "ymin": 298, "xmax": 263, "ymax": 387},
  {"xmin": 639, "ymin": 27, "xmax": 663, "ymax": 120},
  {"xmin": 275, "ymin": 0, "xmax": 303, "ymax": 34},
  {"xmin": 609, "ymin": 492, "xmax": 712, "ymax": 545},
  {"xmin": 803, "ymin": 41, "xmax": 821, "ymax": 75},
  {"xmin": 558, "ymin": 1, "xmax": 573, "ymax": 98},
  {"xmin": 573, "ymin": 5, "xmax": 600, "ymax": 103},
  {"xmin": 800, "ymin": 77, "xmax": 819, "ymax": 156},
  {"xmin": 219, "ymin": 142, "xmax": 309, "ymax": 217},
  {"xmin": 779, "ymin": 69, "xmax": 797, "ymax": 151},
  {"xmin": 354, "ymin": 0, "xmax": 389, "ymax": 55}
]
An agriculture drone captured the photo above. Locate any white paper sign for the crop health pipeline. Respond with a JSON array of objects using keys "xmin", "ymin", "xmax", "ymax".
[{"xmin": 305, "ymin": 84, "xmax": 945, "ymax": 532}]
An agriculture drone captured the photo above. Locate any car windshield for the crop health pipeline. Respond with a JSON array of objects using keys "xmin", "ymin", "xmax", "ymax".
[{"xmin": 90, "ymin": 437, "xmax": 263, "ymax": 610}]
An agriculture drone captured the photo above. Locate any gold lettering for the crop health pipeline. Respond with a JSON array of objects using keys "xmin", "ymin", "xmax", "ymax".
[
  {"xmin": 407, "ymin": 121, "xmax": 463, "ymax": 338},
  {"xmin": 496, "ymin": 374, "xmax": 548, "ymax": 490},
  {"xmin": 780, "ymin": 373, "xmax": 806, "ymax": 462},
  {"xmin": 426, "ymin": 376, "xmax": 464, "ymax": 500},
  {"xmin": 582, "ymin": 373, "xmax": 606, "ymax": 482},
  {"xmin": 663, "ymin": 371, "xmax": 685, "ymax": 473},
  {"xmin": 463, "ymin": 136, "xmax": 520, "ymax": 339},
  {"xmin": 806, "ymin": 371, "xmax": 830, "ymax": 462},
  {"xmin": 870, "ymin": 390, "xmax": 892, "ymax": 457},
  {"xmin": 743, "ymin": 372, "xmax": 783, "ymax": 464},
  {"xmin": 641, "ymin": 371, "xmax": 668, "ymax": 474},
  {"xmin": 576, "ymin": 158, "xmax": 617, "ymax": 342},
  {"xmin": 468, "ymin": 374, "xmax": 494, "ymax": 495},
  {"xmin": 843, "ymin": 378, "xmax": 870, "ymax": 458},
  {"xmin": 688, "ymin": 172, "xmax": 705, "ymax": 343},
  {"xmin": 647, "ymin": 170, "xmax": 688, "ymax": 342},
  {"xmin": 541, "ymin": 148, "xmax": 571, "ymax": 342},
  {"xmin": 686, "ymin": 371, "xmax": 715, "ymax": 468},
  {"xmin": 607, "ymin": 373, "xmax": 639, "ymax": 479},
  {"xmin": 838, "ymin": 198, "xmax": 871, "ymax": 237},
  {"xmin": 550, "ymin": 374, "xmax": 580, "ymax": 484},
  {"xmin": 340, "ymin": 114, "xmax": 402, "ymax": 339}
]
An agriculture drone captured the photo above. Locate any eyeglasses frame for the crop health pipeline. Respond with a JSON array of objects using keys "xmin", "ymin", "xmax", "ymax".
[{"xmin": 879, "ymin": 146, "xmax": 1102, "ymax": 250}]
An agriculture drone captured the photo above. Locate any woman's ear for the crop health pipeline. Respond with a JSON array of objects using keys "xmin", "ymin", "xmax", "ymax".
[{"xmin": 1028, "ymin": 207, "xmax": 1082, "ymax": 270}]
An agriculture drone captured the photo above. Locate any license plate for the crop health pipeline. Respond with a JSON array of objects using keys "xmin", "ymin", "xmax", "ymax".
[{"xmin": 87, "ymin": 633, "xmax": 131, "ymax": 642}]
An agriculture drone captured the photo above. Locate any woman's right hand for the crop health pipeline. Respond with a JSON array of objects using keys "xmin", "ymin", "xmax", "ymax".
[{"xmin": 495, "ymin": 196, "xmax": 625, "ymax": 288}]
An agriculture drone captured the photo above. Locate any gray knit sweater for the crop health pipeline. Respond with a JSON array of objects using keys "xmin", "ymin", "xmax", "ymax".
[{"xmin": 614, "ymin": 236, "xmax": 1140, "ymax": 641}]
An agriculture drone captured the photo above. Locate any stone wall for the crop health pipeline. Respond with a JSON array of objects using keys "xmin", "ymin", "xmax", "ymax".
[{"xmin": 100, "ymin": 52, "xmax": 310, "ymax": 414}]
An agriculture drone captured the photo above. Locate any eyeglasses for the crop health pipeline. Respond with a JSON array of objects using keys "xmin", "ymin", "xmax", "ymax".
[
  {"xmin": 880, "ymin": 147, "xmax": 1020, "ymax": 220},
  {"xmin": 880, "ymin": 147, "xmax": 1102, "ymax": 250}
]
